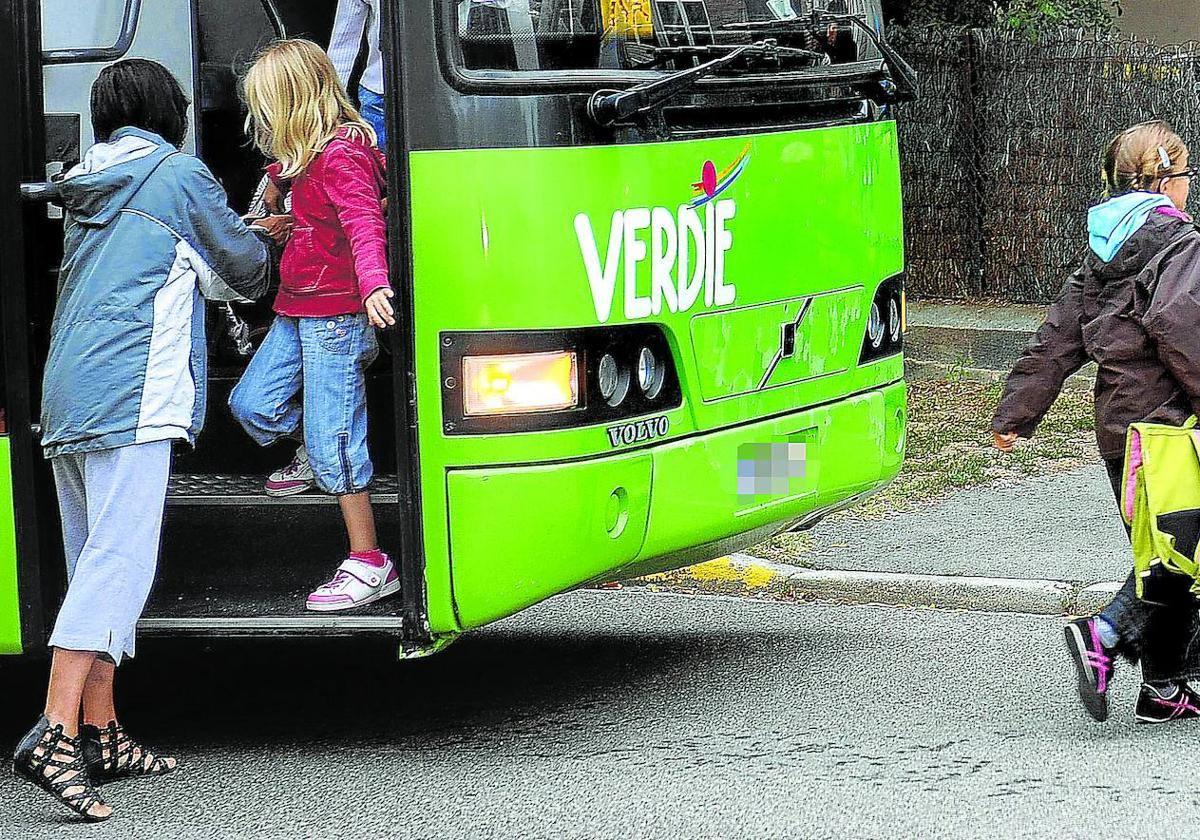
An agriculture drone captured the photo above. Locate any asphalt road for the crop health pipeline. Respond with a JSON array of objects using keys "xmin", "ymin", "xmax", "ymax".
[{"xmin": 2, "ymin": 590, "xmax": 1197, "ymax": 839}]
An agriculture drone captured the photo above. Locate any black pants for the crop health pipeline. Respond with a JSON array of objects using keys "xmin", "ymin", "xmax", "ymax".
[{"xmin": 1098, "ymin": 458, "xmax": 1200, "ymax": 683}]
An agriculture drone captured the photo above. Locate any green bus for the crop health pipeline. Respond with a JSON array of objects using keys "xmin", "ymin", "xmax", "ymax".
[{"xmin": 0, "ymin": 0, "xmax": 911, "ymax": 659}]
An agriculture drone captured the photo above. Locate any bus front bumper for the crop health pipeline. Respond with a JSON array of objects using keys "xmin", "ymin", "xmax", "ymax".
[{"xmin": 444, "ymin": 381, "xmax": 906, "ymax": 630}]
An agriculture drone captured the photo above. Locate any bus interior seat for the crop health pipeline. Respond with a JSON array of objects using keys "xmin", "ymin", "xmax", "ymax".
[
  {"xmin": 195, "ymin": 1, "xmax": 343, "ymax": 205},
  {"xmin": 196, "ymin": 0, "xmax": 281, "ymax": 114}
]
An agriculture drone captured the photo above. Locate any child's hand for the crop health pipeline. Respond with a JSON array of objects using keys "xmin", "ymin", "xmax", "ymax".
[
  {"xmin": 249, "ymin": 213, "xmax": 294, "ymax": 246},
  {"xmin": 992, "ymin": 431, "xmax": 1019, "ymax": 453},
  {"xmin": 264, "ymin": 180, "xmax": 287, "ymax": 214},
  {"xmin": 365, "ymin": 287, "xmax": 396, "ymax": 329}
]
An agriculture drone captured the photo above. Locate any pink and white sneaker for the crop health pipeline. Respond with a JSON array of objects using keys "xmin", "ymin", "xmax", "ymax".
[
  {"xmin": 306, "ymin": 554, "xmax": 400, "ymax": 612},
  {"xmin": 264, "ymin": 447, "xmax": 315, "ymax": 497}
]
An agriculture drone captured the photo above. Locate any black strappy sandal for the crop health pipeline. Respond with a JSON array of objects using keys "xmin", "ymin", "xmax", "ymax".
[
  {"xmin": 12, "ymin": 716, "xmax": 111, "ymax": 822},
  {"xmin": 81, "ymin": 720, "xmax": 177, "ymax": 783}
]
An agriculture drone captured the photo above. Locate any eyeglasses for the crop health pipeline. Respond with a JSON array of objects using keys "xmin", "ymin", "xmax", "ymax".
[{"xmin": 1163, "ymin": 167, "xmax": 1199, "ymax": 183}]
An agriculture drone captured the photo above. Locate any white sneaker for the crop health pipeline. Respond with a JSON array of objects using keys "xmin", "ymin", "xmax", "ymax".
[
  {"xmin": 264, "ymin": 446, "xmax": 315, "ymax": 497},
  {"xmin": 306, "ymin": 555, "xmax": 400, "ymax": 612}
]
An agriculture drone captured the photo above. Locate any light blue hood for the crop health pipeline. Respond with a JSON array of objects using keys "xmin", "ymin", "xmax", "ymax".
[
  {"xmin": 1088, "ymin": 191, "xmax": 1175, "ymax": 262},
  {"xmin": 57, "ymin": 127, "xmax": 177, "ymax": 227}
]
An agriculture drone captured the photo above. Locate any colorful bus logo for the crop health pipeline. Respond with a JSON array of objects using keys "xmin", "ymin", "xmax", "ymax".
[{"xmin": 690, "ymin": 144, "xmax": 751, "ymax": 208}]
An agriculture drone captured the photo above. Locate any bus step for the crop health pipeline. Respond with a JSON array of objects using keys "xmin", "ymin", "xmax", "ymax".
[
  {"xmin": 166, "ymin": 473, "xmax": 399, "ymax": 506},
  {"xmin": 138, "ymin": 615, "xmax": 405, "ymax": 638},
  {"xmin": 140, "ymin": 589, "xmax": 406, "ymax": 637}
]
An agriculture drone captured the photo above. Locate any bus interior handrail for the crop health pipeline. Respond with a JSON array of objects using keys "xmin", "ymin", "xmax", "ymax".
[
  {"xmin": 19, "ymin": 181, "xmax": 61, "ymax": 204},
  {"xmin": 42, "ymin": 0, "xmax": 142, "ymax": 66},
  {"xmin": 257, "ymin": 0, "xmax": 287, "ymax": 39}
]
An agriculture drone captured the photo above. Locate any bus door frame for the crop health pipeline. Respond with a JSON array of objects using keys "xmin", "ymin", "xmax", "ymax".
[
  {"xmin": 0, "ymin": 0, "xmax": 61, "ymax": 656},
  {"xmin": 0, "ymin": 0, "xmax": 197, "ymax": 656},
  {"xmin": 380, "ymin": 0, "xmax": 429, "ymax": 646}
]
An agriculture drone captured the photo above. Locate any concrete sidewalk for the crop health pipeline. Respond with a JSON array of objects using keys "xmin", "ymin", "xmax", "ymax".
[
  {"xmin": 905, "ymin": 299, "xmax": 1100, "ymax": 384},
  {"xmin": 907, "ymin": 300, "xmax": 1047, "ymax": 372}
]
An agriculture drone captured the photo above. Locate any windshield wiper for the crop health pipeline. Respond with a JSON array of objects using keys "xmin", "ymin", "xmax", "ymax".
[
  {"xmin": 587, "ymin": 38, "xmax": 791, "ymax": 127},
  {"xmin": 627, "ymin": 41, "xmax": 826, "ymax": 68},
  {"xmin": 727, "ymin": 12, "xmax": 918, "ymax": 102}
]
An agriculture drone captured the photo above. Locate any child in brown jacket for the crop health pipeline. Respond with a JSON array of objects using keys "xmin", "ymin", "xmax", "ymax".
[{"xmin": 993, "ymin": 121, "xmax": 1200, "ymax": 725}]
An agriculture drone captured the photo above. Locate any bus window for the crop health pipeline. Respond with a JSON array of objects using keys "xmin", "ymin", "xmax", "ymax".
[
  {"xmin": 41, "ymin": 1, "xmax": 128, "ymax": 54},
  {"xmin": 42, "ymin": 0, "xmax": 198, "ymax": 155},
  {"xmin": 454, "ymin": 0, "xmax": 882, "ymax": 73}
]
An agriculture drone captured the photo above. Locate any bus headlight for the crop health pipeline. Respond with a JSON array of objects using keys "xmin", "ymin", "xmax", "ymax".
[
  {"xmin": 598, "ymin": 352, "xmax": 629, "ymax": 407},
  {"xmin": 636, "ymin": 347, "xmax": 665, "ymax": 399},
  {"xmin": 462, "ymin": 351, "xmax": 579, "ymax": 416},
  {"xmin": 440, "ymin": 325, "xmax": 680, "ymax": 435},
  {"xmin": 859, "ymin": 273, "xmax": 906, "ymax": 364},
  {"xmin": 867, "ymin": 303, "xmax": 885, "ymax": 349}
]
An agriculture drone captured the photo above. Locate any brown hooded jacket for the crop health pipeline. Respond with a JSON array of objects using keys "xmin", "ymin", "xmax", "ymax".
[{"xmin": 993, "ymin": 211, "xmax": 1200, "ymax": 459}]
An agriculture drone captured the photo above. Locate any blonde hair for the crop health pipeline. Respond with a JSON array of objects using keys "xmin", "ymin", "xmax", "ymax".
[
  {"xmin": 1103, "ymin": 120, "xmax": 1189, "ymax": 196},
  {"xmin": 243, "ymin": 39, "xmax": 376, "ymax": 180}
]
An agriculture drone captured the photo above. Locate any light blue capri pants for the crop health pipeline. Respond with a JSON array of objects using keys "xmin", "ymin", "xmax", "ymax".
[{"xmin": 47, "ymin": 440, "xmax": 172, "ymax": 665}]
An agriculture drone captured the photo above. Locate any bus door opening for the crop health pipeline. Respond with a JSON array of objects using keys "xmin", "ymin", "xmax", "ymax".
[{"xmin": 27, "ymin": 0, "xmax": 407, "ymax": 634}]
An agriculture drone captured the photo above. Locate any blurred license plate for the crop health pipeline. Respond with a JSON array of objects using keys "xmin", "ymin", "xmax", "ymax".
[{"xmin": 737, "ymin": 442, "xmax": 808, "ymax": 500}]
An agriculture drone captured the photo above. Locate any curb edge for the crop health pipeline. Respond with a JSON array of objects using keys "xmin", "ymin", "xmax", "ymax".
[{"xmin": 634, "ymin": 555, "xmax": 1117, "ymax": 617}]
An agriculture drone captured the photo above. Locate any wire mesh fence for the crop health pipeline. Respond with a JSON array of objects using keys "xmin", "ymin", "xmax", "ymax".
[{"xmin": 891, "ymin": 28, "xmax": 1200, "ymax": 303}]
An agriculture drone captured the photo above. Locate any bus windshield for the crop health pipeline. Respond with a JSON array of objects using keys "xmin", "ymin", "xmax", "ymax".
[{"xmin": 453, "ymin": 0, "xmax": 885, "ymax": 74}]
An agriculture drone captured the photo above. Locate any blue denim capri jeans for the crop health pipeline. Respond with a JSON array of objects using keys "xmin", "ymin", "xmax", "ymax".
[{"xmin": 230, "ymin": 314, "xmax": 378, "ymax": 495}]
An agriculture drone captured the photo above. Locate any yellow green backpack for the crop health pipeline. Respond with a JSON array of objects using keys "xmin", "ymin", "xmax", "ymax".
[{"xmin": 1122, "ymin": 417, "xmax": 1200, "ymax": 601}]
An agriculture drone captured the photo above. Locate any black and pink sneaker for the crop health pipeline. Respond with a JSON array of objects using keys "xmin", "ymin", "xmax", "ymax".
[
  {"xmin": 1064, "ymin": 617, "xmax": 1115, "ymax": 722},
  {"xmin": 1135, "ymin": 683, "xmax": 1200, "ymax": 725}
]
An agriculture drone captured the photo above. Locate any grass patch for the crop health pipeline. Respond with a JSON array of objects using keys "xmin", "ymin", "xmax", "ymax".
[
  {"xmin": 757, "ymin": 374, "xmax": 1097, "ymax": 562},
  {"xmin": 867, "ymin": 376, "xmax": 1094, "ymax": 515}
]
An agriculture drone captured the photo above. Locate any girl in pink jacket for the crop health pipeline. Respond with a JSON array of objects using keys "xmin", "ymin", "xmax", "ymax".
[{"xmin": 231, "ymin": 39, "xmax": 398, "ymax": 612}]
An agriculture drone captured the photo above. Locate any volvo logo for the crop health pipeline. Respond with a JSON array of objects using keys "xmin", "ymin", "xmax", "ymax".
[
  {"xmin": 756, "ymin": 298, "xmax": 813, "ymax": 391},
  {"xmin": 607, "ymin": 416, "xmax": 671, "ymax": 448}
]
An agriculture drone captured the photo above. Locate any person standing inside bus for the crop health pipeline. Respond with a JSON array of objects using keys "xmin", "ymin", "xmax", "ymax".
[
  {"xmin": 12, "ymin": 60, "xmax": 279, "ymax": 821},
  {"xmin": 231, "ymin": 39, "xmax": 399, "ymax": 613},
  {"xmin": 328, "ymin": 0, "xmax": 386, "ymax": 146},
  {"xmin": 992, "ymin": 121, "xmax": 1200, "ymax": 724}
]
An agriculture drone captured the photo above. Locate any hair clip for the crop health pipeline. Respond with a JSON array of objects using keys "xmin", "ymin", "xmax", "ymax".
[{"xmin": 1159, "ymin": 146, "xmax": 1173, "ymax": 170}]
